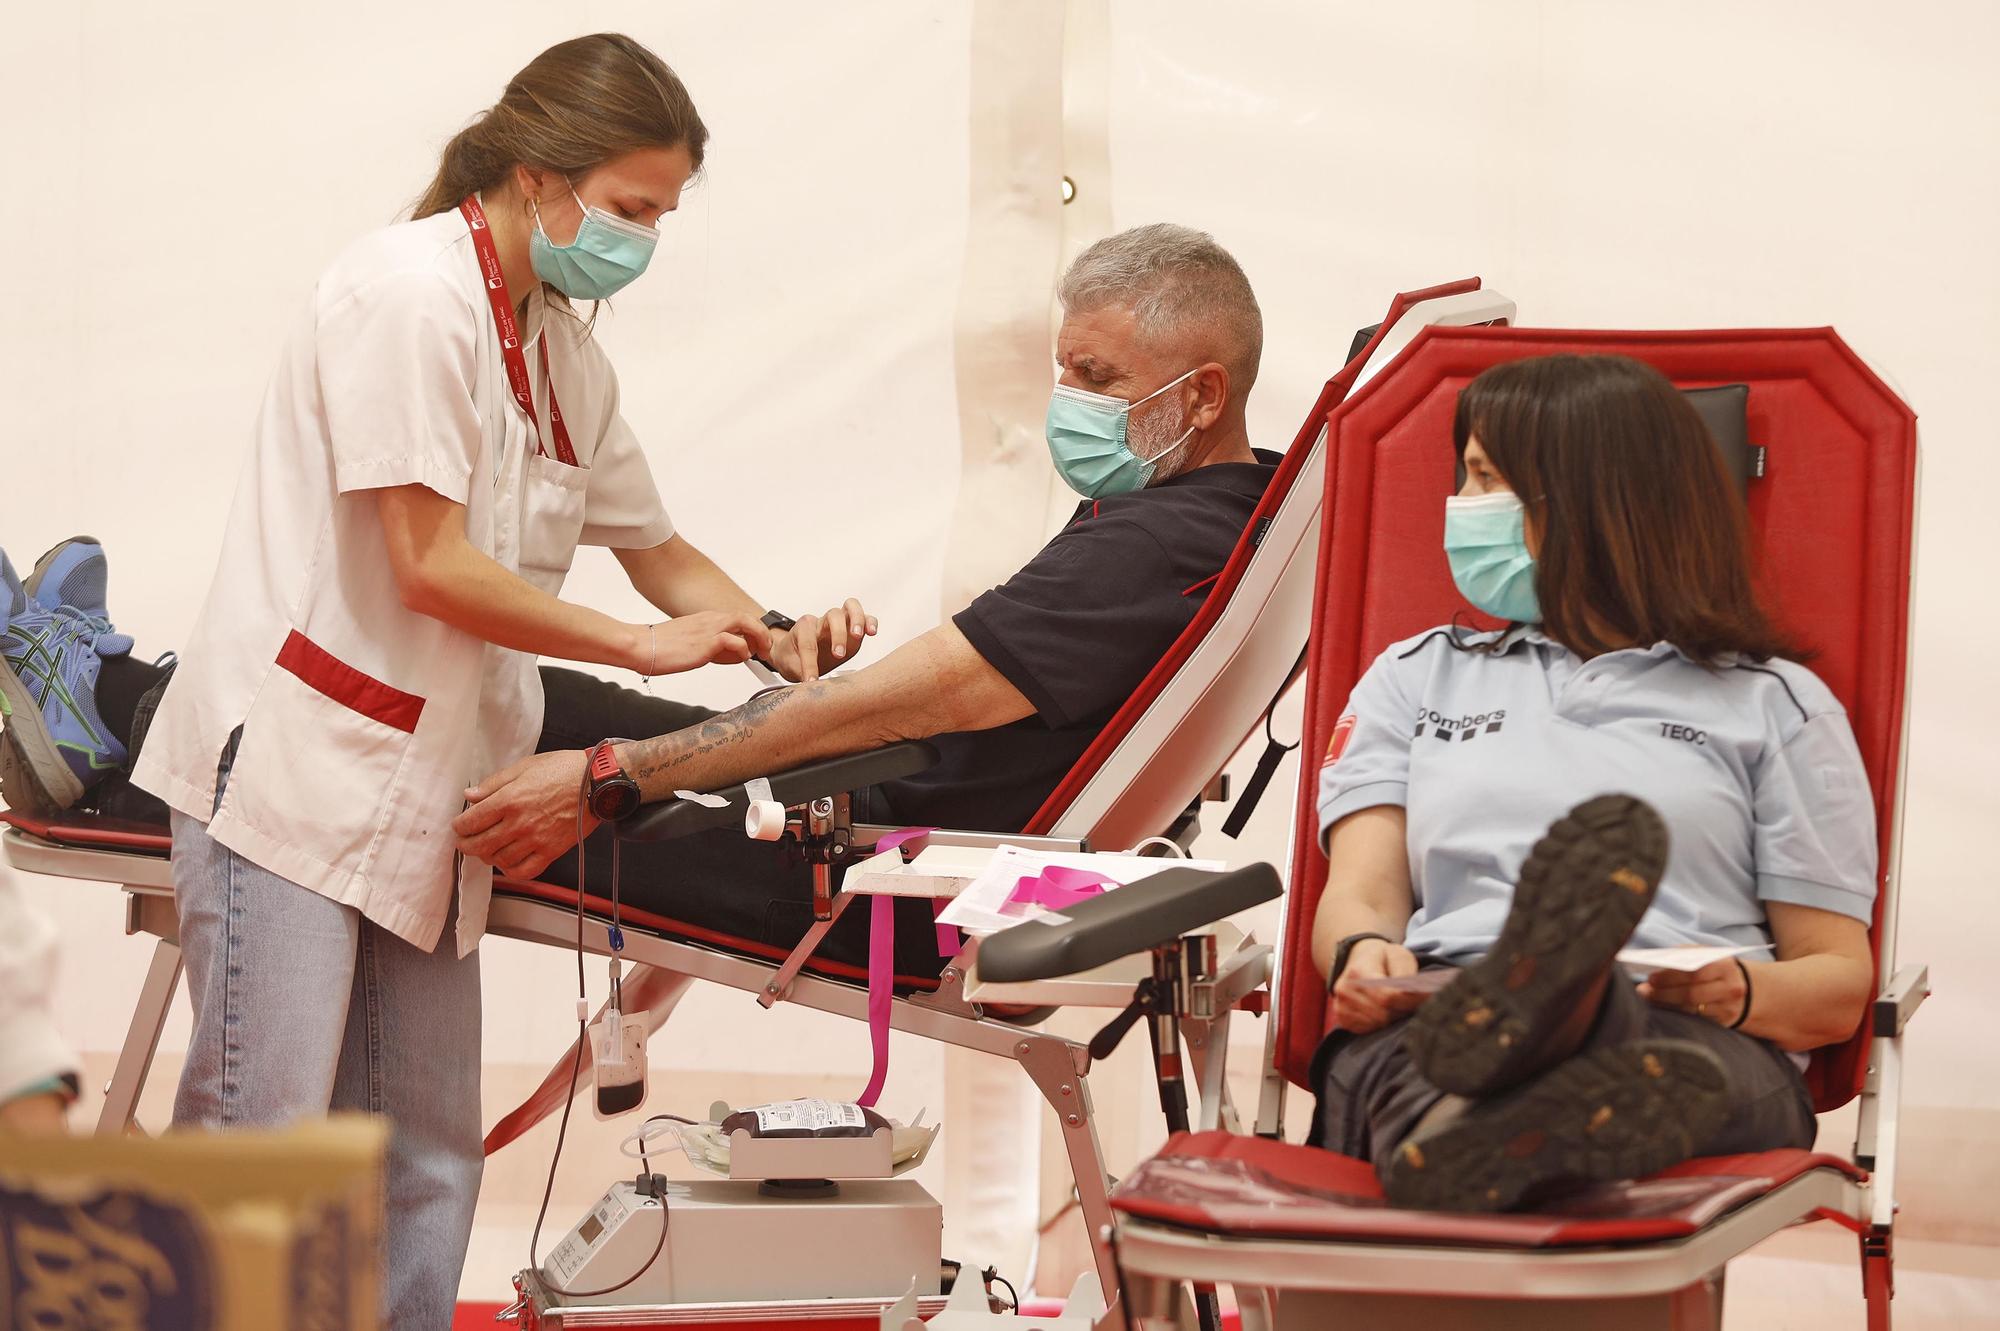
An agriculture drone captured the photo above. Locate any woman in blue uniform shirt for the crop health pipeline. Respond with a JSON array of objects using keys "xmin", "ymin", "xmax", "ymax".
[{"xmin": 1310, "ymin": 353, "xmax": 1877, "ymax": 1211}]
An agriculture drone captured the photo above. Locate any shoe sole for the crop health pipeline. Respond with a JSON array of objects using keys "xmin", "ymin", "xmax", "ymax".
[
  {"xmin": 1382, "ymin": 1039, "xmax": 1729, "ymax": 1212},
  {"xmin": 0, "ymin": 665, "xmax": 83, "ymax": 811},
  {"xmin": 1406, "ymin": 794, "xmax": 1668, "ymax": 1096}
]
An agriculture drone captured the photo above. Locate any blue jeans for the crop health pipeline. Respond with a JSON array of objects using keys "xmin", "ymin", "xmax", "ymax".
[{"xmin": 171, "ymin": 746, "xmax": 482, "ymax": 1330}]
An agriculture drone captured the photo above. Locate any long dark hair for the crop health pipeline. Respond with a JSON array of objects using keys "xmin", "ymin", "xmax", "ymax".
[
  {"xmin": 412, "ymin": 34, "xmax": 707, "ymax": 220},
  {"xmin": 1453, "ymin": 354, "xmax": 1801, "ymax": 664}
]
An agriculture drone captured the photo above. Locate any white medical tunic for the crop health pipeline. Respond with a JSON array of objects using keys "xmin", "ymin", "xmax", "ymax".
[
  {"xmin": 134, "ymin": 207, "xmax": 673, "ymax": 957},
  {"xmin": 1316, "ymin": 626, "xmax": 1878, "ymax": 965}
]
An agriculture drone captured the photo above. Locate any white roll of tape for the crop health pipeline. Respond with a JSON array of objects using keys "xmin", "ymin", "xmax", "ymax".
[{"xmin": 745, "ymin": 800, "xmax": 786, "ymax": 841}]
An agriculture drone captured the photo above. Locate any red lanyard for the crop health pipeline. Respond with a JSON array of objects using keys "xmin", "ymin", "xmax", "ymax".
[{"xmin": 460, "ymin": 195, "xmax": 577, "ymax": 467}]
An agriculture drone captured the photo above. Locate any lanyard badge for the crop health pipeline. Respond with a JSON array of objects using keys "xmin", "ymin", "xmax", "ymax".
[{"xmin": 460, "ymin": 195, "xmax": 578, "ymax": 467}]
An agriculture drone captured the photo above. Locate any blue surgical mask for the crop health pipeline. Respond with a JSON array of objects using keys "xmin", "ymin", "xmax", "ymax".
[
  {"xmin": 529, "ymin": 184, "xmax": 659, "ymax": 300},
  {"xmin": 1044, "ymin": 368, "xmax": 1199, "ymax": 498},
  {"xmin": 1444, "ymin": 491, "xmax": 1541, "ymax": 622}
]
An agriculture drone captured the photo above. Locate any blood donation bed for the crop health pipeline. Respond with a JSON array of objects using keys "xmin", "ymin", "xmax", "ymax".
[
  {"xmin": 0, "ymin": 278, "xmax": 1518, "ymax": 1317},
  {"xmin": 979, "ymin": 322, "xmax": 1924, "ymax": 1331}
]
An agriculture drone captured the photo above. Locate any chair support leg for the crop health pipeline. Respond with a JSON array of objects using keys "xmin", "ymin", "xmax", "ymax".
[
  {"xmin": 1182, "ymin": 1013, "xmax": 1235, "ymax": 1133},
  {"xmin": 1253, "ymin": 998, "xmax": 1287, "ymax": 1139},
  {"xmin": 1113, "ymin": 1265, "xmax": 1184, "ymax": 1331},
  {"xmin": 1236, "ymin": 1285, "xmax": 1276, "ymax": 1331},
  {"xmin": 99, "ymin": 937, "xmax": 181, "ymax": 1135},
  {"xmin": 1863, "ymin": 1225, "xmax": 1894, "ymax": 1331},
  {"xmin": 1013, "ymin": 1033, "xmax": 1120, "ymax": 1309},
  {"xmin": 758, "ymin": 892, "xmax": 858, "ymax": 1008},
  {"xmin": 1666, "ymin": 1272, "xmax": 1724, "ymax": 1331}
]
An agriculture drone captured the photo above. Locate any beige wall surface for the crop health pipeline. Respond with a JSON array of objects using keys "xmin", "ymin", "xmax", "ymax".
[
  {"xmin": 2, "ymin": 0, "xmax": 1994, "ymax": 1307},
  {"xmin": 1105, "ymin": 0, "xmax": 2000, "ymax": 1250}
]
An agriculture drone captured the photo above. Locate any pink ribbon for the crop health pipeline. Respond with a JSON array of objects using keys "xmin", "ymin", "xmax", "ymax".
[
  {"xmin": 931, "ymin": 900, "xmax": 961, "ymax": 960},
  {"xmin": 1003, "ymin": 864, "xmax": 1119, "ymax": 914},
  {"xmin": 872, "ymin": 828, "xmax": 936, "ymax": 855},
  {"xmin": 856, "ymin": 828, "xmax": 936, "ymax": 1109},
  {"xmin": 857, "ymin": 893, "xmax": 894, "ymax": 1108}
]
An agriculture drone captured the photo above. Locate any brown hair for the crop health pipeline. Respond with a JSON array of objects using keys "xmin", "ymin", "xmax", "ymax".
[
  {"xmin": 1453, "ymin": 353, "xmax": 1801, "ymax": 664},
  {"xmin": 412, "ymin": 33, "xmax": 707, "ymax": 220}
]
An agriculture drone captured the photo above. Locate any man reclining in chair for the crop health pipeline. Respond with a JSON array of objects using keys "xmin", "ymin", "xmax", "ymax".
[
  {"xmin": 1308, "ymin": 354, "xmax": 1876, "ymax": 1212},
  {"xmin": 451, "ymin": 223, "xmax": 1277, "ymax": 977}
]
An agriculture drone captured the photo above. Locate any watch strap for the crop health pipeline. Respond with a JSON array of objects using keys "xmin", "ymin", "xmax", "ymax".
[
  {"xmin": 585, "ymin": 740, "xmax": 642, "ymax": 822},
  {"xmin": 1327, "ymin": 931, "xmax": 1395, "ymax": 993}
]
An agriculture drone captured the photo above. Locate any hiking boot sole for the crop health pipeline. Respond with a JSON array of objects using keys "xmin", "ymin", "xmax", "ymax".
[
  {"xmin": 1382, "ymin": 1038, "xmax": 1728, "ymax": 1212},
  {"xmin": 1406, "ymin": 794, "xmax": 1668, "ymax": 1096},
  {"xmin": 0, "ymin": 667, "xmax": 83, "ymax": 811}
]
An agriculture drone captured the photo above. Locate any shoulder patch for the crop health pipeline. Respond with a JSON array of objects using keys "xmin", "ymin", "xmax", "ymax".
[{"xmin": 1323, "ymin": 714, "xmax": 1358, "ymax": 768}]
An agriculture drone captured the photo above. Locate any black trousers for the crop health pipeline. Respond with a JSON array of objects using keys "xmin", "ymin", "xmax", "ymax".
[
  {"xmin": 533, "ymin": 668, "xmax": 953, "ymax": 978},
  {"xmin": 1313, "ymin": 970, "xmax": 1820, "ymax": 1177}
]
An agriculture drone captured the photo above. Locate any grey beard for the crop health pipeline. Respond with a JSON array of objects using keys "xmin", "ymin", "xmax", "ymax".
[{"xmin": 1129, "ymin": 406, "xmax": 1195, "ymax": 485}]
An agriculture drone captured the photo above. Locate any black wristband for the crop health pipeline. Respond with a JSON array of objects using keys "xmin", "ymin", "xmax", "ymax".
[
  {"xmin": 1726, "ymin": 957, "xmax": 1754, "ymax": 1031},
  {"xmin": 1327, "ymin": 932, "xmax": 1395, "ymax": 993},
  {"xmin": 752, "ymin": 611, "xmax": 798, "ymax": 673}
]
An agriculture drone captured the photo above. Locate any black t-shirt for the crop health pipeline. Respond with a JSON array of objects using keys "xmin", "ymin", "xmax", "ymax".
[{"xmin": 880, "ymin": 451, "xmax": 1278, "ymax": 832}]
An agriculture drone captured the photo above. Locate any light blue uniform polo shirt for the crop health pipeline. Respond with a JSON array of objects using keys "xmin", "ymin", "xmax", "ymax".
[{"xmin": 1316, "ymin": 626, "xmax": 1877, "ymax": 964}]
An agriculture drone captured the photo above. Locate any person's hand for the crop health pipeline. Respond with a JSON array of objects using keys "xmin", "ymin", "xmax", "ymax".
[
  {"xmin": 1639, "ymin": 959, "xmax": 1750, "ymax": 1028},
  {"xmin": 0, "ymin": 1091, "xmax": 69, "ymax": 1136},
  {"xmin": 768, "ymin": 599, "xmax": 880, "ymax": 684},
  {"xmin": 454, "ymin": 750, "xmax": 597, "ymax": 880},
  {"xmin": 638, "ymin": 612, "xmax": 774, "ymax": 677},
  {"xmin": 1330, "ymin": 939, "xmax": 1426, "ymax": 1035}
]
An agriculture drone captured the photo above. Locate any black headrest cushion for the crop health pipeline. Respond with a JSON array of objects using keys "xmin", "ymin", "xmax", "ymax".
[
  {"xmin": 1452, "ymin": 383, "xmax": 1754, "ymax": 493},
  {"xmin": 1681, "ymin": 383, "xmax": 1754, "ymax": 492}
]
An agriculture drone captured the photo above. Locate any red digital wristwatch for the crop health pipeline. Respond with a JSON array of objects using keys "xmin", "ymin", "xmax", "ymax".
[{"xmin": 586, "ymin": 741, "xmax": 642, "ymax": 822}]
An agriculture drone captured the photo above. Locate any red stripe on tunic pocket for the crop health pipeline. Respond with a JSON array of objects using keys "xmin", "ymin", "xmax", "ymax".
[{"xmin": 275, "ymin": 631, "xmax": 425, "ymax": 734}]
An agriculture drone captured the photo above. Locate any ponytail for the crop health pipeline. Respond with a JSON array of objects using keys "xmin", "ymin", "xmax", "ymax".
[{"xmin": 414, "ymin": 117, "xmax": 513, "ymax": 219}]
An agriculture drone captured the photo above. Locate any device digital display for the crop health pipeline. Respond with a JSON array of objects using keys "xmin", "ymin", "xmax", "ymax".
[{"xmin": 579, "ymin": 1213, "xmax": 604, "ymax": 1246}]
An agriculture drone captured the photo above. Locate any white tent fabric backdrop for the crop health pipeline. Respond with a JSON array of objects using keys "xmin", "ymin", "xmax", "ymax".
[{"xmin": 3, "ymin": 0, "xmax": 1996, "ymax": 1313}]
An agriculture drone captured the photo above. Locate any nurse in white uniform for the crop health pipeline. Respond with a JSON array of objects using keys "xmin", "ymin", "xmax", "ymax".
[{"xmin": 132, "ymin": 34, "xmax": 872, "ymax": 1326}]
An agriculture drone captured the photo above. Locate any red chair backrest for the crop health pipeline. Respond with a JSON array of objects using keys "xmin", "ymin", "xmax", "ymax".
[
  {"xmin": 1275, "ymin": 326, "xmax": 1918, "ymax": 1113},
  {"xmin": 1021, "ymin": 278, "xmax": 1490, "ymax": 840}
]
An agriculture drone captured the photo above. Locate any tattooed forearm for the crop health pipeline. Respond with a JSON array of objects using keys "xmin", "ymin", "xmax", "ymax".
[
  {"xmin": 605, "ymin": 623, "xmax": 1034, "ymax": 806},
  {"xmin": 616, "ymin": 678, "xmax": 857, "ymax": 800}
]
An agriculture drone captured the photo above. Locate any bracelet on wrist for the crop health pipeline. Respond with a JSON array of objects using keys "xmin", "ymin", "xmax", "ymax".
[
  {"xmin": 1327, "ymin": 931, "xmax": 1395, "ymax": 993},
  {"xmin": 1726, "ymin": 957, "xmax": 1755, "ymax": 1031}
]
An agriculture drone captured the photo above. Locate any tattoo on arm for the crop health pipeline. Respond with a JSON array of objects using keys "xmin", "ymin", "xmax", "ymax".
[{"xmin": 622, "ymin": 679, "xmax": 850, "ymax": 795}]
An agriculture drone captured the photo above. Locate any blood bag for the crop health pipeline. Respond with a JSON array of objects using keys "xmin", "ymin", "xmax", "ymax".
[{"xmin": 719, "ymin": 1098, "xmax": 890, "ymax": 1140}]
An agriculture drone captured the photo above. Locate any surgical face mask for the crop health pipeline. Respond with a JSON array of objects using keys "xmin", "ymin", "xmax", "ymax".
[
  {"xmin": 1444, "ymin": 491, "xmax": 1541, "ymax": 622},
  {"xmin": 1045, "ymin": 368, "xmax": 1199, "ymax": 499},
  {"xmin": 529, "ymin": 184, "xmax": 659, "ymax": 300}
]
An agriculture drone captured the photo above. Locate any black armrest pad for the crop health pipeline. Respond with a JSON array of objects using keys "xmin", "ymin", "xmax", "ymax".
[
  {"xmin": 618, "ymin": 741, "xmax": 940, "ymax": 843},
  {"xmin": 975, "ymin": 863, "xmax": 1282, "ymax": 983}
]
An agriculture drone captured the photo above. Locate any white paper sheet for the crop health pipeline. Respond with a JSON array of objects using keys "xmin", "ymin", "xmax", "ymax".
[
  {"xmin": 1348, "ymin": 944, "xmax": 1766, "ymax": 998},
  {"xmin": 934, "ymin": 845, "xmax": 1226, "ymax": 937},
  {"xmin": 1615, "ymin": 945, "xmax": 1763, "ymax": 979}
]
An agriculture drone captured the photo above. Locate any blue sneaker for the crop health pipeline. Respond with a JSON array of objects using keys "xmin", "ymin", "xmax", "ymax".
[
  {"xmin": 1, "ymin": 549, "xmax": 128, "ymax": 811},
  {"xmin": 26, "ymin": 535, "xmax": 108, "ymax": 618},
  {"xmin": 24, "ymin": 536, "xmax": 132, "ymax": 656}
]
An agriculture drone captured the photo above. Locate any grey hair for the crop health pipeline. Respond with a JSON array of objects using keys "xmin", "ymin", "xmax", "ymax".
[{"xmin": 1057, "ymin": 223, "xmax": 1264, "ymax": 393}]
